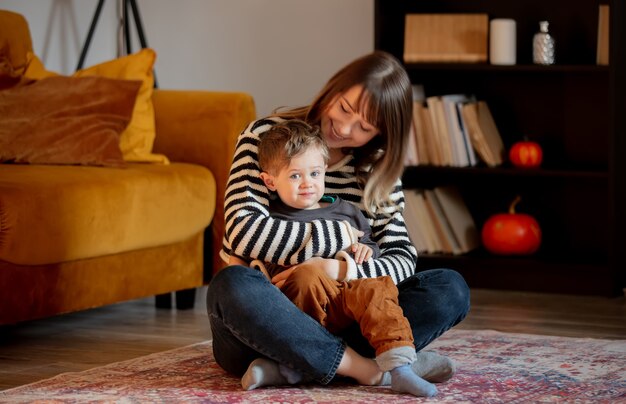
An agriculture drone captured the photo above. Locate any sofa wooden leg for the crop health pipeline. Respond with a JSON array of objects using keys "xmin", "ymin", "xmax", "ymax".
[
  {"xmin": 155, "ymin": 293, "xmax": 172, "ymax": 309},
  {"xmin": 175, "ymin": 288, "xmax": 196, "ymax": 310}
]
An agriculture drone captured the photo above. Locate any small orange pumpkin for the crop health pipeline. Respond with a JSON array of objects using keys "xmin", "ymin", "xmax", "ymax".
[
  {"xmin": 509, "ymin": 140, "xmax": 543, "ymax": 168},
  {"xmin": 482, "ymin": 196, "xmax": 542, "ymax": 255}
]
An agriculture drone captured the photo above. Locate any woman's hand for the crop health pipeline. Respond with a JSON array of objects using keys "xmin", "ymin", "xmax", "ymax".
[
  {"xmin": 351, "ymin": 227, "xmax": 365, "ymax": 239},
  {"xmin": 228, "ymin": 255, "xmax": 249, "ymax": 267},
  {"xmin": 271, "ymin": 257, "xmax": 348, "ymax": 288},
  {"xmin": 301, "ymin": 257, "xmax": 348, "ymax": 281}
]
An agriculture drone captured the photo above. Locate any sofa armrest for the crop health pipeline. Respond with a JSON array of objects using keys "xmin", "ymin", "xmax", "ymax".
[{"xmin": 152, "ymin": 89, "xmax": 256, "ymax": 273}]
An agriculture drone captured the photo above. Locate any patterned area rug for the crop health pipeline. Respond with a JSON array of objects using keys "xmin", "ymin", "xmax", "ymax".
[{"xmin": 1, "ymin": 330, "xmax": 625, "ymax": 403}]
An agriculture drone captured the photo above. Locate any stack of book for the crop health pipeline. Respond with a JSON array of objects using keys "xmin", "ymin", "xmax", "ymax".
[
  {"xmin": 403, "ymin": 186, "xmax": 480, "ymax": 255},
  {"xmin": 404, "ymin": 87, "xmax": 506, "ymax": 168}
]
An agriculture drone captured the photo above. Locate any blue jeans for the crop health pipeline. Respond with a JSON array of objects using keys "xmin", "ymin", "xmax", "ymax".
[{"xmin": 206, "ymin": 265, "xmax": 470, "ymax": 384}]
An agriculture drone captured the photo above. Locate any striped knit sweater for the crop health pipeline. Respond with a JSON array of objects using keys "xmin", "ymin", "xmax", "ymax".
[{"xmin": 222, "ymin": 117, "xmax": 418, "ymax": 284}]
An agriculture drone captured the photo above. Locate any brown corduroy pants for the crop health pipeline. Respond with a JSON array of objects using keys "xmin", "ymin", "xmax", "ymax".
[{"xmin": 279, "ymin": 264, "xmax": 415, "ymax": 357}]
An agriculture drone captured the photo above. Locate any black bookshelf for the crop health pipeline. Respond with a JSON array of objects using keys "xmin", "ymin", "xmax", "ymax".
[{"xmin": 377, "ymin": 0, "xmax": 625, "ymax": 295}]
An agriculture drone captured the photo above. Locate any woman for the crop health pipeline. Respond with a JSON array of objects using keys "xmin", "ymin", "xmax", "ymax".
[{"xmin": 207, "ymin": 51, "xmax": 470, "ymax": 388}]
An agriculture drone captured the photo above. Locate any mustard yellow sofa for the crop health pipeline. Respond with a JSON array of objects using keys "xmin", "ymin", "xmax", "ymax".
[{"xmin": 0, "ymin": 10, "xmax": 255, "ymax": 325}]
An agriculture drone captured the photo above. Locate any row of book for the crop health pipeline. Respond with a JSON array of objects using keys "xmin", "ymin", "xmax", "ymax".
[
  {"xmin": 404, "ymin": 86, "xmax": 506, "ymax": 167},
  {"xmin": 404, "ymin": 186, "xmax": 480, "ymax": 255}
]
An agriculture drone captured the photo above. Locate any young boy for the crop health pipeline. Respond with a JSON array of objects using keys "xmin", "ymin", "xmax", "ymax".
[{"xmin": 233, "ymin": 119, "xmax": 438, "ymax": 397}]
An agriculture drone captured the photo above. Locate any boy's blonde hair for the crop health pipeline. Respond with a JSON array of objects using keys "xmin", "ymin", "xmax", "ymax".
[{"xmin": 258, "ymin": 119, "xmax": 330, "ymax": 175}]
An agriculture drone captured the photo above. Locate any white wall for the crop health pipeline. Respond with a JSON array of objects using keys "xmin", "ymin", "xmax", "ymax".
[{"xmin": 1, "ymin": 0, "xmax": 374, "ymax": 117}]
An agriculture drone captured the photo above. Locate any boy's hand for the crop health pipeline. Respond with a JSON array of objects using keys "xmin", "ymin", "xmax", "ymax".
[
  {"xmin": 271, "ymin": 267, "xmax": 295, "ymax": 289},
  {"xmin": 351, "ymin": 243, "xmax": 373, "ymax": 264}
]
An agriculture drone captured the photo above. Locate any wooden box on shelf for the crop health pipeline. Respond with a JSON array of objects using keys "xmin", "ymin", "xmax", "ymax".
[{"xmin": 403, "ymin": 14, "xmax": 489, "ymax": 63}]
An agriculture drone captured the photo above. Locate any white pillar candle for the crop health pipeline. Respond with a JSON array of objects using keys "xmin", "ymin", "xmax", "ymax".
[{"xmin": 490, "ymin": 19, "xmax": 517, "ymax": 65}]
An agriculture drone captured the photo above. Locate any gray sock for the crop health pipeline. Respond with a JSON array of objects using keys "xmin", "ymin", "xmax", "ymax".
[
  {"xmin": 411, "ymin": 351, "xmax": 456, "ymax": 383},
  {"xmin": 390, "ymin": 364, "xmax": 438, "ymax": 397},
  {"xmin": 241, "ymin": 358, "xmax": 302, "ymax": 390},
  {"xmin": 379, "ymin": 371, "xmax": 392, "ymax": 386},
  {"xmin": 379, "ymin": 351, "xmax": 455, "ymax": 385}
]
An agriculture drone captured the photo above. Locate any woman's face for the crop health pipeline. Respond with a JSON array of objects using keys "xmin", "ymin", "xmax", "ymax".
[{"xmin": 321, "ymin": 85, "xmax": 380, "ymax": 154}]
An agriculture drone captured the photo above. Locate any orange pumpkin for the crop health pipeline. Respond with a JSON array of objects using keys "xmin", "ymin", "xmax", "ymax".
[
  {"xmin": 482, "ymin": 196, "xmax": 542, "ymax": 255},
  {"xmin": 509, "ymin": 140, "xmax": 543, "ymax": 168}
]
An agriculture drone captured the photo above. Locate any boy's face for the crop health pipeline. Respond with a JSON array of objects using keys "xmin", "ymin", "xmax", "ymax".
[{"xmin": 260, "ymin": 147, "xmax": 327, "ymax": 210}]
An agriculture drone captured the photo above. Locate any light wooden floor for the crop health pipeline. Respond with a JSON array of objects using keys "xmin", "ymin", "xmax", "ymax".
[{"xmin": 1, "ymin": 287, "xmax": 624, "ymax": 391}]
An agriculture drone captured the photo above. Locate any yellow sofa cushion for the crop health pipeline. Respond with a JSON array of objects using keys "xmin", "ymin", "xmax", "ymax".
[
  {"xmin": 0, "ymin": 163, "xmax": 215, "ymax": 265},
  {"xmin": 23, "ymin": 49, "xmax": 168, "ymax": 164},
  {"xmin": 0, "ymin": 10, "xmax": 33, "ymax": 76},
  {"xmin": 75, "ymin": 49, "xmax": 169, "ymax": 164}
]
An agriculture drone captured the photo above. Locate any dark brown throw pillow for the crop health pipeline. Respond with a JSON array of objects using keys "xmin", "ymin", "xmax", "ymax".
[
  {"xmin": 0, "ymin": 75, "xmax": 141, "ymax": 166},
  {"xmin": 0, "ymin": 52, "xmax": 27, "ymax": 90}
]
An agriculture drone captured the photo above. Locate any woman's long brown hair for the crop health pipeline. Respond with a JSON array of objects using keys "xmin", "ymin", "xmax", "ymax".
[{"xmin": 273, "ymin": 51, "xmax": 412, "ymax": 216}]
